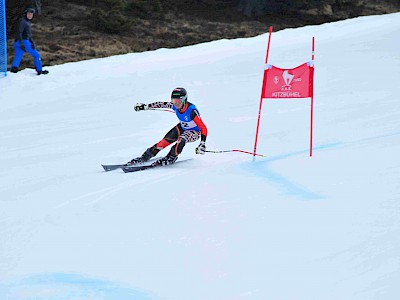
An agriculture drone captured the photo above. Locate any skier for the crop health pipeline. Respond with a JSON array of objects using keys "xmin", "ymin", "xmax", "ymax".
[
  {"xmin": 10, "ymin": 8, "xmax": 49, "ymax": 75},
  {"xmin": 130, "ymin": 87, "xmax": 208, "ymax": 166}
]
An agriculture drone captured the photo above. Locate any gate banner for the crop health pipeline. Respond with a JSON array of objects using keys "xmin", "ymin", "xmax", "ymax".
[
  {"xmin": 253, "ymin": 26, "xmax": 316, "ymax": 159},
  {"xmin": 262, "ymin": 62, "xmax": 313, "ymax": 99}
]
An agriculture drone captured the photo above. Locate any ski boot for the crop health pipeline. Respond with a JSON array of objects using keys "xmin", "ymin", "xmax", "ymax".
[
  {"xmin": 126, "ymin": 145, "xmax": 160, "ymax": 166},
  {"xmin": 151, "ymin": 153, "xmax": 177, "ymax": 167},
  {"xmin": 37, "ymin": 70, "xmax": 49, "ymax": 75}
]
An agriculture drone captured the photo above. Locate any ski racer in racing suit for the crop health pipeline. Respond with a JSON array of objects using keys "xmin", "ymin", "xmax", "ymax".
[{"xmin": 130, "ymin": 87, "xmax": 207, "ymax": 166}]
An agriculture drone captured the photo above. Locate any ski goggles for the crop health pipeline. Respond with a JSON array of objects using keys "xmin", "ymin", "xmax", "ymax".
[{"xmin": 171, "ymin": 98, "xmax": 183, "ymax": 107}]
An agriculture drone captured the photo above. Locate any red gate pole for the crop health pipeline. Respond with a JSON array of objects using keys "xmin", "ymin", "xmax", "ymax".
[
  {"xmin": 309, "ymin": 37, "xmax": 315, "ymax": 157},
  {"xmin": 253, "ymin": 26, "xmax": 273, "ymax": 161}
]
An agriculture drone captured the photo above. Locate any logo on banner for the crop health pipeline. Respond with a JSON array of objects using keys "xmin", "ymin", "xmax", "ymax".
[
  {"xmin": 272, "ymin": 70, "xmax": 302, "ymax": 92},
  {"xmin": 282, "ymin": 71, "xmax": 295, "ymax": 90},
  {"xmin": 272, "ymin": 70, "xmax": 303, "ymax": 97}
]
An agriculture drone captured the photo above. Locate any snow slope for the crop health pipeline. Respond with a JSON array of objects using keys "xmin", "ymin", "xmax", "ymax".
[{"xmin": 1, "ymin": 12, "xmax": 399, "ymax": 300}]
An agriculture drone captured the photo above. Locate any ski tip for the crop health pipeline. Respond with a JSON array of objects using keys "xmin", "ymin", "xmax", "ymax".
[
  {"xmin": 102, "ymin": 164, "xmax": 126, "ymax": 172},
  {"xmin": 102, "ymin": 165, "xmax": 116, "ymax": 172}
]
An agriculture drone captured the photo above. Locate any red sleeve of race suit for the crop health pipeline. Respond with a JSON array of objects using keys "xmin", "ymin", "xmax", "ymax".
[{"xmin": 193, "ymin": 115, "xmax": 207, "ymax": 142}]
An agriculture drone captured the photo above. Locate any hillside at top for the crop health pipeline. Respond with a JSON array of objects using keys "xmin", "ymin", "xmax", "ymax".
[{"xmin": 5, "ymin": 0, "xmax": 399, "ymax": 69}]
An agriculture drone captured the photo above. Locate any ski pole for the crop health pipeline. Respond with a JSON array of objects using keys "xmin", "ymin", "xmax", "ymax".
[{"xmin": 205, "ymin": 149, "xmax": 267, "ymax": 158}]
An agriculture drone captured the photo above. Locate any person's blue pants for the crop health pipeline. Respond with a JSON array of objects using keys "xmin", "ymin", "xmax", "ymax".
[{"xmin": 11, "ymin": 40, "xmax": 43, "ymax": 72}]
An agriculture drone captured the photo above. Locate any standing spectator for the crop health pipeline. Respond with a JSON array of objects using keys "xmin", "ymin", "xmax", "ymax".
[{"xmin": 10, "ymin": 8, "xmax": 48, "ymax": 75}]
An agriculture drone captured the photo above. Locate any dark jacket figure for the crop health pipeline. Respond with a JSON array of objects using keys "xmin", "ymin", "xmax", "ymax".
[{"xmin": 10, "ymin": 8, "xmax": 48, "ymax": 75}]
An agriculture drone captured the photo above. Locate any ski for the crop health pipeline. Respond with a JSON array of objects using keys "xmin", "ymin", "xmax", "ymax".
[
  {"xmin": 121, "ymin": 164, "xmax": 154, "ymax": 173},
  {"xmin": 102, "ymin": 163, "xmax": 127, "ymax": 172},
  {"xmin": 102, "ymin": 157, "xmax": 161, "ymax": 172},
  {"xmin": 121, "ymin": 159, "xmax": 193, "ymax": 173}
]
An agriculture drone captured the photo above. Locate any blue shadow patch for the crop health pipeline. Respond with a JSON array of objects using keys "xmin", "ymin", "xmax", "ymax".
[
  {"xmin": 240, "ymin": 143, "xmax": 344, "ymax": 200},
  {"xmin": 243, "ymin": 160, "xmax": 324, "ymax": 200},
  {"xmin": 0, "ymin": 273, "xmax": 158, "ymax": 300}
]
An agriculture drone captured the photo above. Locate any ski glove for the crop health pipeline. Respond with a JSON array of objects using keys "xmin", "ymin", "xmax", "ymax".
[
  {"xmin": 195, "ymin": 141, "xmax": 206, "ymax": 155},
  {"xmin": 134, "ymin": 103, "xmax": 148, "ymax": 111}
]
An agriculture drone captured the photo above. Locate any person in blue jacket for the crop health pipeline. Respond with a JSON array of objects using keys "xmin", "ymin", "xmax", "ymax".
[
  {"xmin": 130, "ymin": 87, "xmax": 208, "ymax": 166},
  {"xmin": 10, "ymin": 8, "xmax": 49, "ymax": 75}
]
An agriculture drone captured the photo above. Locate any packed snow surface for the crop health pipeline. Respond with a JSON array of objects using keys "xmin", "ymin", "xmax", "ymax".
[{"xmin": 1, "ymin": 12, "xmax": 399, "ymax": 300}]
